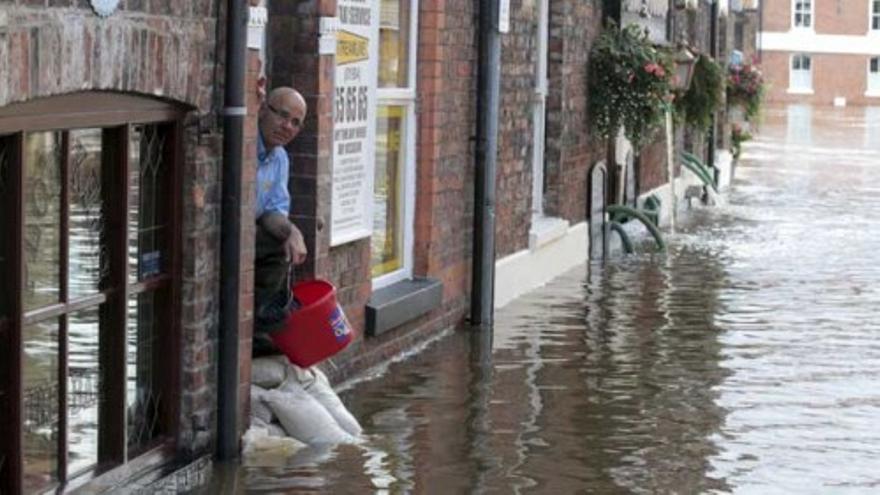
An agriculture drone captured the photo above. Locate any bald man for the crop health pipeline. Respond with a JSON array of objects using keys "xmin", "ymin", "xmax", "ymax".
[{"xmin": 254, "ymin": 87, "xmax": 308, "ymax": 353}]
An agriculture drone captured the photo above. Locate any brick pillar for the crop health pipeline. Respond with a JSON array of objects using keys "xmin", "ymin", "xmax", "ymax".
[{"xmin": 268, "ymin": 0, "xmax": 336, "ymax": 283}]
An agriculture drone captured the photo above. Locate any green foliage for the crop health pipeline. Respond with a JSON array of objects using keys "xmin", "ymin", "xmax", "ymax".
[
  {"xmin": 675, "ymin": 54, "xmax": 724, "ymax": 134},
  {"xmin": 588, "ymin": 23, "xmax": 674, "ymax": 147},
  {"xmin": 731, "ymin": 123, "xmax": 753, "ymax": 160},
  {"xmin": 727, "ymin": 63, "xmax": 765, "ymax": 120}
]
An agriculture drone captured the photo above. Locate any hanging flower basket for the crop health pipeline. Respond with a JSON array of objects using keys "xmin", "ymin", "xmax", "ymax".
[
  {"xmin": 726, "ymin": 62, "xmax": 765, "ymax": 122},
  {"xmin": 588, "ymin": 23, "xmax": 674, "ymax": 147}
]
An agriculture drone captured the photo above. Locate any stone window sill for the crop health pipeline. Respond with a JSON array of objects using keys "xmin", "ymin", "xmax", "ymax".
[
  {"xmin": 865, "ymin": 92, "xmax": 880, "ymax": 98},
  {"xmin": 529, "ymin": 216, "xmax": 570, "ymax": 251},
  {"xmin": 366, "ymin": 277, "xmax": 443, "ymax": 337},
  {"xmin": 787, "ymin": 88, "xmax": 814, "ymax": 95}
]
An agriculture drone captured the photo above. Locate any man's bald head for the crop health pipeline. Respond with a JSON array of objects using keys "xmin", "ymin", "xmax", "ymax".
[{"xmin": 260, "ymin": 86, "xmax": 308, "ymax": 148}]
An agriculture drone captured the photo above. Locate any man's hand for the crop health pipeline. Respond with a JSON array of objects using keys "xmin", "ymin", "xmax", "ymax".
[
  {"xmin": 258, "ymin": 212, "xmax": 307, "ymax": 265},
  {"xmin": 285, "ymin": 225, "xmax": 307, "ymax": 265}
]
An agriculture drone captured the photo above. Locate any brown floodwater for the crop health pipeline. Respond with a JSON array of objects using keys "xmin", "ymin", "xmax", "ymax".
[{"xmin": 205, "ymin": 105, "xmax": 880, "ymax": 494}]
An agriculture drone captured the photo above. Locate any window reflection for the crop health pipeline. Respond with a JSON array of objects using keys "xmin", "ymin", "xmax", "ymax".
[
  {"xmin": 379, "ymin": 0, "xmax": 411, "ymax": 88},
  {"xmin": 23, "ymin": 319, "xmax": 60, "ymax": 493},
  {"xmin": 67, "ymin": 306, "xmax": 101, "ymax": 476},
  {"xmin": 24, "ymin": 132, "xmax": 62, "ymax": 311},
  {"xmin": 372, "ymin": 106, "xmax": 406, "ymax": 277},
  {"xmin": 69, "ymin": 129, "xmax": 104, "ymax": 299}
]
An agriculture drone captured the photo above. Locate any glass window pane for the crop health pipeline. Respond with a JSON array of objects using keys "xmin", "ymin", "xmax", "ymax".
[
  {"xmin": 69, "ymin": 129, "xmax": 104, "ymax": 299},
  {"xmin": 23, "ymin": 318, "xmax": 59, "ymax": 493},
  {"xmin": 129, "ymin": 125, "xmax": 169, "ymax": 283},
  {"xmin": 372, "ymin": 105, "xmax": 407, "ymax": 277},
  {"xmin": 127, "ymin": 291, "xmax": 163, "ymax": 452},
  {"xmin": 803, "ymin": 56, "xmax": 811, "ymax": 70},
  {"xmin": 67, "ymin": 306, "xmax": 100, "ymax": 475},
  {"xmin": 24, "ymin": 132, "xmax": 62, "ymax": 311},
  {"xmin": 378, "ymin": 0, "xmax": 412, "ymax": 88},
  {"xmin": 872, "ymin": 58, "xmax": 879, "ymax": 73}
]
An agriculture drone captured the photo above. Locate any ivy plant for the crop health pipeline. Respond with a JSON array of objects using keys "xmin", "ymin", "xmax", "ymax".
[{"xmin": 675, "ymin": 54, "xmax": 724, "ymax": 134}]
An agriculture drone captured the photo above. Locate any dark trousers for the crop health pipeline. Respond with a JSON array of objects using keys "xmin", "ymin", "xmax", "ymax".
[{"xmin": 253, "ymin": 224, "xmax": 291, "ymax": 356}]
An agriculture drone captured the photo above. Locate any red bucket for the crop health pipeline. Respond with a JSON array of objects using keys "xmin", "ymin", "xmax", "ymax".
[{"xmin": 270, "ymin": 279, "xmax": 355, "ymax": 368}]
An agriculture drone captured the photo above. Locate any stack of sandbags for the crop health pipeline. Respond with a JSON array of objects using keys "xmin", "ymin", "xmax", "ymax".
[{"xmin": 249, "ymin": 356, "xmax": 362, "ymax": 447}]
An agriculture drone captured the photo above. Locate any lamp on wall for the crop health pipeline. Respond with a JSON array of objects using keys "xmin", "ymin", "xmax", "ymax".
[{"xmin": 671, "ymin": 44, "xmax": 697, "ymax": 91}]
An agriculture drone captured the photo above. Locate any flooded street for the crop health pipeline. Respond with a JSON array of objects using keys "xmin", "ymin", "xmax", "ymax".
[{"xmin": 210, "ymin": 105, "xmax": 880, "ymax": 494}]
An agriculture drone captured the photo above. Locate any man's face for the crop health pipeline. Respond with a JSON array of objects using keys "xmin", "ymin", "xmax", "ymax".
[{"xmin": 259, "ymin": 92, "xmax": 307, "ymax": 149}]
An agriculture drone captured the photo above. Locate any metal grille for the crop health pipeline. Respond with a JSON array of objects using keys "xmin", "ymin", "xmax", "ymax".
[
  {"xmin": 23, "ymin": 370, "xmax": 99, "ymax": 433},
  {"xmin": 131, "ymin": 125, "xmax": 168, "ymax": 281},
  {"xmin": 127, "ymin": 287, "xmax": 163, "ymax": 450}
]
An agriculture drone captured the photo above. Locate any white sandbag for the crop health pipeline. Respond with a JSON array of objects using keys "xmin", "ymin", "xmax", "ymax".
[
  {"xmin": 305, "ymin": 368, "xmax": 362, "ymax": 436},
  {"xmin": 251, "ymin": 356, "xmax": 289, "ymax": 388},
  {"xmin": 266, "ymin": 422, "xmax": 287, "ymax": 438},
  {"xmin": 241, "ymin": 424, "xmax": 306, "ymax": 458},
  {"xmin": 265, "ymin": 379, "xmax": 358, "ymax": 445},
  {"xmin": 250, "ymin": 385, "xmax": 274, "ymax": 424}
]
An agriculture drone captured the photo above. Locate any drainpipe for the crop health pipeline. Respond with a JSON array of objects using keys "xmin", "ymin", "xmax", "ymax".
[
  {"xmin": 471, "ymin": 0, "xmax": 502, "ymax": 328},
  {"xmin": 218, "ymin": 0, "xmax": 248, "ymax": 460},
  {"xmin": 708, "ymin": 0, "xmax": 719, "ymax": 178}
]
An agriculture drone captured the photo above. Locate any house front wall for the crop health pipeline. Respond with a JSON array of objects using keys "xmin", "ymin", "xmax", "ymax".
[
  {"xmin": 0, "ymin": 2, "xmax": 246, "ymax": 492},
  {"xmin": 761, "ymin": 0, "xmax": 880, "ymax": 105}
]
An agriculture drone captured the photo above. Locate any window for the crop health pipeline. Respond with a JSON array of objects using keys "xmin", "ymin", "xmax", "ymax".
[
  {"xmin": 792, "ymin": 0, "xmax": 813, "ymax": 29},
  {"xmin": 372, "ymin": 0, "xmax": 418, "ymax": 287},
  {"xmin": 872, "ymin": 0, "xmax": 880, "ymax": 31},
  {"xmin": 790, "ymin": 54, "xmax": 813, "ymax": 92},
  {"xmin": 0, "ymin": 93, "xmax": 184, "ymax": 494},
  {"xmin": 869, "ymin": 57, "xmax": 880, "ymax": 95}
]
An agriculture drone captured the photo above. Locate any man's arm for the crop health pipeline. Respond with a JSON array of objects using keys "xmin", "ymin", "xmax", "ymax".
[{"xmin": 258, "ymin": 212, "xmax": 308, "ymax": 265}]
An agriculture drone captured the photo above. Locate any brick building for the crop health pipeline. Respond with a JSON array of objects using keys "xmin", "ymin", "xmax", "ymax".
[
  {"xmin": 0, "ymin": 0, "xmax": 733, "ymax": 492},
  {"xmin": 759, "ymin": 0, "xmax": 880, "ymax": 105}
]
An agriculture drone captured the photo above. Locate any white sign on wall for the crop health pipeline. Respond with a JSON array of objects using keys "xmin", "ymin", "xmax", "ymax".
[{"xmin": 330, "ymin": 0, "xmax": 379, "ymax": 246}]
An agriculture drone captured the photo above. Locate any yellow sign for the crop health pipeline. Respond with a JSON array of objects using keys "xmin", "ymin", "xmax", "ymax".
[{"xmin": 337, "ymin": 30, "xmax": 369, "ymax": 65}]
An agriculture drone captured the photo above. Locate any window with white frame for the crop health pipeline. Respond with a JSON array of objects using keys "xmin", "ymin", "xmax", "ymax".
[
  {"xmin": 792, "ymin": 0, "xmax": 813, "ymax": 29},
  {"xmin": 371, "ymin": 0, "xmax": 418, "ymax": 287},
  {"xmin": 872, "ymin": 0, "xmax": 880, "ymax": 31},
  {"xmin": 790, "ymin": 54, "xmax": 813, "ymax": 92},
  {"xmin": 869, "ymin": 57, "xmax": 880, "ymax": 95}
]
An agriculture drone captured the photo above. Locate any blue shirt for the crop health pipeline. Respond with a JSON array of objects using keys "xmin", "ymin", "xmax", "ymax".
[{"xmin": 256, "ymin": 132, "xmax": 291, "ymax": 219}]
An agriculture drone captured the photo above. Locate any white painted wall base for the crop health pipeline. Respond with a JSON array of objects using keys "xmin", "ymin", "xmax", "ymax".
[
  {"xmin": 637, "ymin": 149, "xmax": 733, "ymax": 228},
  {"xmin": 494, "ymin": 221, "xmax": 588, "ymax": 309},
  {"xmin": 715, "ymin": 149, "xmax": 734, "ymax": 190}
]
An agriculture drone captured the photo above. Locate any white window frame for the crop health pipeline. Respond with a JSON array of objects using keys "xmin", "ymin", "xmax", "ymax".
[
  {"xmin": 868, "ymin": 57, "xmax": 880, "ymax": 97},
  {"xmin": 788, "ymin": 53, "xmax": 814, "ymax": 94},
  {"xmin": 791, "ymin": 0, "xmax": 814, "ymax": 30},
  {"xmin": 372, "ymin": 0, "xmax": 419, "ymax": 290},
  {"xmin": 871, "ymin": 0, "xmax": 880, "ymax": 33}
]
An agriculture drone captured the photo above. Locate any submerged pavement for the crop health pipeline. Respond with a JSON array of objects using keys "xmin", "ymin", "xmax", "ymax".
[{"xmin": 206, "ymin": 105, "xmax": 880, "ymax": 494}]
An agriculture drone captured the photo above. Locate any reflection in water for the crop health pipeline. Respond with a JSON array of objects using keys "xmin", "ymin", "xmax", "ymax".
[{"xmin": 207, "ymin": 106, "xmax": 880, "ymax": 493}]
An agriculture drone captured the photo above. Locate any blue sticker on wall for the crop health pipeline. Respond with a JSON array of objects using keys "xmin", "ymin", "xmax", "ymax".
[{"xmin": 140, "ymin": 251, "xmax": 161, "ymax": 279}]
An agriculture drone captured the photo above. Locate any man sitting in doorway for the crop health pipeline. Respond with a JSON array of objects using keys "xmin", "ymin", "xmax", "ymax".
[{"xmin": 253, "ymin": 86, "xmax": 309, "ymax": 355}]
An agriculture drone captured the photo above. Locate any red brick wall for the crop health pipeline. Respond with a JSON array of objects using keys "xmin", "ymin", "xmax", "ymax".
[
  {"xmin": 763, "ymin": 0, "xmax": 872, "ymax": 34},
  {"xmin": 545, "ymin": 0, "xmax": 605, "ymax": 223},
  {"xmin": 763, "ymin": 0, "xmax": 791, "ymax": 32},
  {"xmin": 268, "ymin": 0, "xmax": 477, "ymax": 381},
  {"xmin": 763, "ymin": 51, "xmax": 880, "ymax": 106},
  {"xmin": 816, "ymin": 0, "xmax": 870, "ymax": 35},
  {"xmin": 495, "ymin": 0, "xmax": 539, "ymax": 257},
  {"xmin": 0, "ymin": 0, "xmax": 231, "ymax": 462}
]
